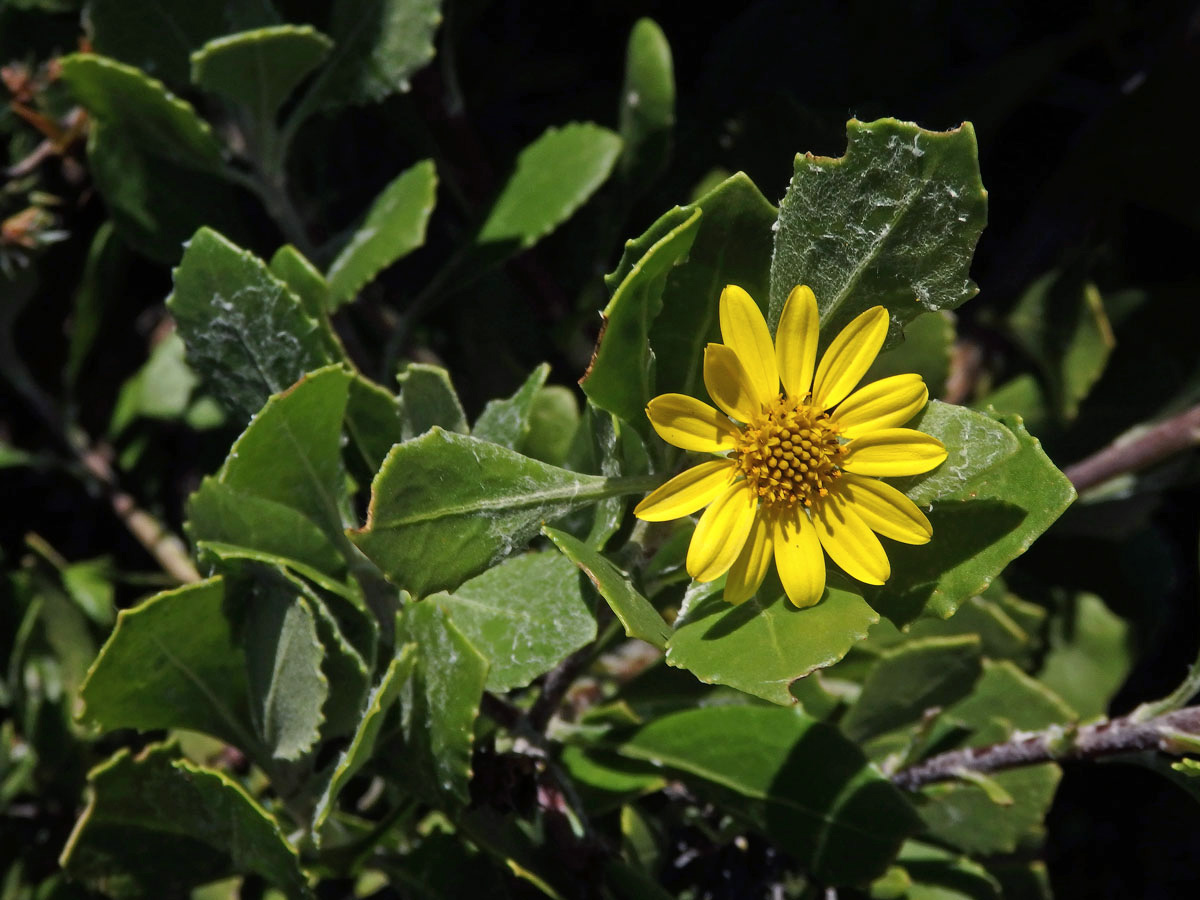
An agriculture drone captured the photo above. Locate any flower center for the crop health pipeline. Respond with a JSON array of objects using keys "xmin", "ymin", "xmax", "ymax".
[{"xmin": 734, "ymin": 394, "xmax": 845, "ymax": 508}]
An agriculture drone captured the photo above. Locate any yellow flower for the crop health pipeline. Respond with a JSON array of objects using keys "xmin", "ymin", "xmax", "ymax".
[{"xmin": 634, "ymin": 284, "xmax": 947, "ymax": 608}]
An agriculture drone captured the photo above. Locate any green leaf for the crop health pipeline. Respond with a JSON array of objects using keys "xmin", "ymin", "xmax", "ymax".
[
  {"xmin": 269, "ymin": 244, "xmax": 331, "ymax": 319},
  {"xmin": 60, "ymin": 743, "xmax": 307, "ymax": 898},
  {"xmin": 109, "ymin": 331, "xmax": 198, "ymax": 435},
  {"xmin": 431, "ymin": 550, "xmax": 595, "ymax": 692},
  {"xmin": 351, "ymin": 429, "xmax": 652, "ymax": 597},
  {"xmin": 395, "ymin": 600, "xmax": 488, "ymax": 808},
  {"xmin": 78, "ymin": 577, "xmax": 259, "ymax": 754},
  {"xmin": 543, "ymin": 526, "xmax": 671, "ymax": 649},
  {"xmin": 476, "ymin": 122, "xmax": 622, "ymax": 257},
  {"xmin": 916, "ymin": 662, "xmax": 1073, "ymax": 855},
  {"xmin": 86, "ymin": 122, "xmax": 247, "ymax": 263},
  {"xmin": 768, "ymin": 118, "xmax": 987, "ymax": 343},
  {"xmin": 313, "ymin": 645, "xmax": 416, "ymax": 834},
  {"xmin": 191, "ymin": 25, "xmax": 333, "ymax": 122},
  {"xmin": 842, "ymin": 635, "xmax": 983, "ymax": 743},
  {"xmin": 558, "ymin": 746, "xmax": 667, "ymax": 814},
  {"xmin": 301, "ymin": 0, "xmax": 442, "ymax": 112},
  {"xmin": 904, "ymin": 593, "xmax": 1042, "ymax": 668},
  {"xmin": 241, "ymin": 572, "xmax": 328, "ymax": 761},
  {"xmin": 60, "ymin": 54, "xmax": 223, "ymax": 171},
  {"xmin": 189, "ymin": 484, "xmax": 348, "ymax": 585},
  {"xmin": 326, "ymin": 159, "xmax": 437, "ymax": 307},
  {"xmin": 344, "ymin": 373, "xmax": 405, "ymax": 473},
  {"xmin": 870, "ymin": 406, "xmax": 1076, "ymax": 625},
  {"xmin": 618, "ymin": 18, "xmax": 674, "ymax": 186},
  {"xmin": 894, "ymin": 841, "xmax": 1002, "ymax": 900},
  {"xmin": 649, "ymin": 173, "xmax": 778, "ymax": 406},
  {"xmin": 67, "ymin": 220, "xmax": 127, "ymax": 388},
  {"xmin": 1038, "ymin": 592, "xmax": 1131, "ymax": 720},
  {"xmin": 665, "ymin": 576, "xmax": 879, "ymax": 706},
  {"xmin": 1007, "ymin": 271, "xmax": 1114, "ymax": 421},
  {"xmin": 210, "ymin": 365, "xmax": 352, "ymax": 542},
  {"xmin": 308, "ymin": 589, "xmax": 372, "ymax": 739},
  {"xmin": 520, "ymin": 385, "xmax": 580, "ymax": 466},
  {"xmin": 396, "ymin": 362, "xmax": 469, "ymax": 438},
  {"xmin": 472, "ymin": 363, "xmax": 548, "ymax": 450},
  {"xmin": 581, "ymin": 206, "xmax": 701, "ymax": 431},
  {"xmin": 168, "ymin": 228, "xmax": 335, "ymax": 422},
  {"xmin": 605, "ymin": 706, "xmax": 920, "ymax": 885}
]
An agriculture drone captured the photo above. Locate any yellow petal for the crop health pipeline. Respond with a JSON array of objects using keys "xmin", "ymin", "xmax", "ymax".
[
  {"xmin": 831, "ymin": 374, "xmax": 929, "ymax": 439},
  {"xmin": 646, "ymin": 393, "xmax": 741, "ymax": 452},
  {"xmin": 723, "ymin": 512, "xmax": 773, "ymax": 605},
  {"xmin": 833, "ymin": 473, "xmax": 932, "ymax": 544},
  {"xmin": 704, "ymin": 343, "xmax": 765, "ymax": 423},
  {"xmin": 686, "ymin": 481, "xmax": 758, "ymax": 582},
  {"xmin": 840, "ymin": 428, "xmax": 948, "ymax": 477},
  {"xmin": 772, "ymin": 509, "xmax": 825, "ymax": 608},
  {"xmin": 776, "ymin": 284, "xmax": 820, "ymax": 401},
  {"xmin": 719, "ymin": 285, "xmax": 779, "ymax": 404},
  {"xmin": 634, "ymin": 460, "xmax": 737, "ymax": 522},
  {"xmin": 812, "ymin": 306, "xmax": 890, "ymax": 409},
  {"xmin": 812, "ymin": 490, "xmax": 890, "ymax": 585}
]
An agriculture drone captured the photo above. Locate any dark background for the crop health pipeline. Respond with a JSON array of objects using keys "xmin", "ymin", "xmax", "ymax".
[{"xmin": 4, "ymin": 1, "xmax": 1200, "ymax": 895}]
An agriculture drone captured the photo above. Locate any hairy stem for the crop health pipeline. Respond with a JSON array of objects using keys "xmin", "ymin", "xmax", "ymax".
[
  {"xmin": 892, "ymin": 706, "xmax": 1200, "ymax": 791},
  {"xmin": 1064, "ymin": 402, "xmax": 1200, "ymax": 493}
]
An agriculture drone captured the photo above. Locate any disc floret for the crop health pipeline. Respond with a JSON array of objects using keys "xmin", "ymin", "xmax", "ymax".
[{"xmin": 735, "ymin": 394, "xmax": 845, "ymax": 508}]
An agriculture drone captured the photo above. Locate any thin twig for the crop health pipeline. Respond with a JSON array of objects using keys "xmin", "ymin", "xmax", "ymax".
[
  {"xmin": 1064, "ymin": 403, "xmax": 1200, "ymax": 493},
  {"xmin": 892, "ymin": 706, "xmax": 1200, "ymax": 791},
  {"xmin": 528, "ymin": 645, "xmax": 594, "ymax": 732}
]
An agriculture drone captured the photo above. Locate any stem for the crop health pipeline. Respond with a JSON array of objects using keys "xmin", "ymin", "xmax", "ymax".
[
  {"xmin": 224, "ymin": 165, "xmax": 315, "ymax": 259},
  {"xmin": 892, "ymin": 706, "xmax": 1200, "ymax": 791},
  {"xmin": 1064, "ymin": 402, "xmax": 1200, "ymax": 493},
  {"xmin": 528, "ymin": 645, "xmax": 594, "ymax": 732},
  {"xmin": 0, "ymin": 328, "xmax": 199, "ymax": 584}
]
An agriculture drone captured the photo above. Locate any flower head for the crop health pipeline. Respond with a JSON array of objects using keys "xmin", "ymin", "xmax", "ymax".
[{"xmin": 634, "ymin": 284, "xmax": 947, "ymax": 608}]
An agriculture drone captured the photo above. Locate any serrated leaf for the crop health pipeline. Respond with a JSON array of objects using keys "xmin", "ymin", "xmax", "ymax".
[
  {"xmin": 768, "ymin": 118, "xmax": 987, "ymax": 343},
  {"xmin": 396, "ymin": 362, "xmax": 469, "ymax": 438},
  {"xmin": 870, "ymin": 407, "xmax": 1075, "ymax": 625},
  {"xmin": 665, "ymin": 576, "xmax": 879, "ymax": 706},
  {"xmin": 308, "ymin": 591, "xmax": 371, "ymax": 739},
  {"xmin": 351, "ymin": 430, "xmax": 653, "ymax": 597},
  {"xmin": 618, "ymin": 18, "xmax": 674, "ymax": 186},
  {"xmin": 326, "ymin": 159, "xmax": 437, "ymax": 307},
  {"xmin": 543, "ymin": 526, "xmax": 670, "ymax": 649},
  {"xmin": 1038, "ymin": 592, "xmax": 1131, "ymax": 720},
  {"xmin": 313, "ymin": 645, "xmax": 416, "ymax": 834},
  {"xmin": 212, "ymin": 365, "xmax": 352, "ymax": 541},
  {"xmin": 581, "ymin": 206, "xmax": 701, "ymax": 432},
  {"xmin": 472, "ymin": 363, "xmax": 548, "ymax": 450},
  {"xmin": 241, "ymin": 572, "xmax": 328, "ymax": 761},
  {"xmin": 60, "ymin": 743, "xmax": 307, "ymax": 898},
  {"xmin": 604, "ymin": 706, "xmax": 920, "ymax": 885},
  {"xmin": 649, "ymin": 173, "xmax": 778, "ymax": 407},
  {"xmin": 87, "ymin": 0, "xmax": 275, "ymax": 87},
  {"xmin": 301, "ymin": 0, "xmax": 442, "ymax": 112},
  {"xmin": 395, "ymin": 601, "xmax": 488, "ymax": 808},
  {"xmin": 168, "ymin": 228, "xmax": 336, "ymax": 422},
  {"xmin": 60, "ymin": 54, "xmax": 223, "ymax": 171},
  {"xmin": 86, "ymin": 122, "xmax": 246, "ymax": 263},
  {"xmin": 477, "ymin": 122, "xmax": 622, "ymax": 256},
  {"xmin": 431, "ymin": 550, "xmax": 596, "ymax": 692},
  {"xmin": 842, "ymin": 635, "xmax": 982, "ymax": 743},
  {"xmin": 78, "ymin": 577, "xmax": 260, "ymax": 754},
  {"xmin": 191, "ymin": 25, "xmax": 332, "ymax": 122},
  {"xmin": 269, "ymin": 244, "xmax": 332, "ymax": 319}
]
